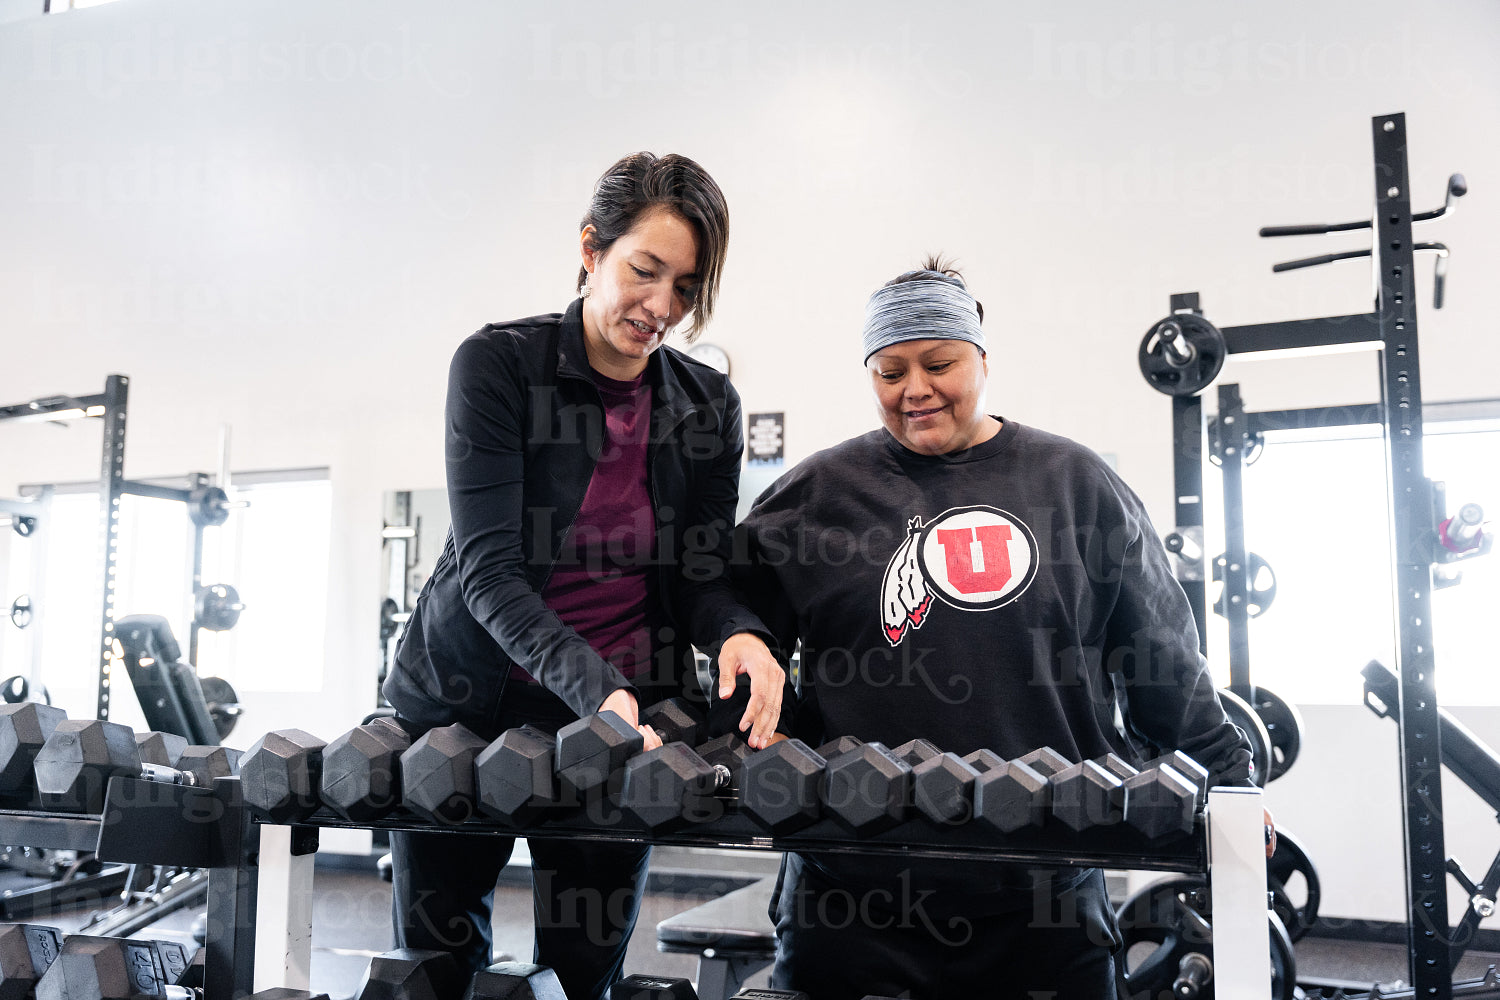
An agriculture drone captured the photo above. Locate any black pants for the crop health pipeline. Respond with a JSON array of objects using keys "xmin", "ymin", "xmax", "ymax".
[
  {"xmin": 389, "ymin": 684, "xmax": 653, "ymax": 1000},
  {"xmin": 768, "ymin": 854, "xmax": 1120, "ymax": 1000}
]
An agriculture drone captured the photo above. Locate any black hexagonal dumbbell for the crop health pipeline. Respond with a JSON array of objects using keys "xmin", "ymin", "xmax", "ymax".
[
  {"xmin": 0, "ymin": 703, "xmax": 69, "ymax": 809},
  {"xmin": 1122, "ymin": 751, "xmax": 1211, "ymax": 840},
  {"xmin": 135, "ymin": 733, "xmax": 187, "ymax": 771},
  {"xmin": 619, "ymin": 742, "xmax": 735, "ymax": 833},
  {"xmin": 401, "ymin": 724, "xmax": 489, "ymax": 825},
  {"xmin": 321, "ymin": 718, "xmax": 412, "ymax": 823},
  {"xmin": 972, "ymin": 751, "xmax": 1052, "ymax": 834},
  {"xmin": 609, "ymin": 973, "xmax": 698, "ymax": 999},
  {"xmin": 0, "ymin": 923, "xmax": 62, "ymax": 1000},
  {"xmin": 820, "ymin": 740, "xmax": 912, "ymax": 837},
  {"xmin": 1052, "ymin": 752, "xmax": 1137, "ymax": 832},
  {"xmin": 352, "ymin": 948, "xmax": 465, "ymax": 1000},
  {"xmin": 35, "ymin": 934, "xmax": 192, "ymax": 1000},
  {"xmin": 908, "ymin": 753, "xmax": 983, "ymax": 826},
  {"xmin": 475, "ymin": 725, "xmax": 557, "ymax": 828},
  {"xmin": 739, "ymin": 739, "xmax": 826, "ymax": 835},
  {"xmin": 554, "ymin": 711, "xmax": 644, "ymax": 802},
  {"xmin": 33, "ymin": 720, "xmax": 240, "ymax": 814},
  {"xmin": 464, "ymin": 961, "xmax": 567, "ymax": 1000},
  {"xmin": 638, "ymin": 698, "xmax": 707, "ymax": 748},
  {"xmin": 240, "ymin": 729, "xmax": 327, "ymax": 824}
]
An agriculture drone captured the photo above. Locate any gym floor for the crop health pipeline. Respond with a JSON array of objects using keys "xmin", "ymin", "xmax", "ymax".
[{"xmin": 13, "ymin": 855, "xmax": 1500, "ymax": 998}]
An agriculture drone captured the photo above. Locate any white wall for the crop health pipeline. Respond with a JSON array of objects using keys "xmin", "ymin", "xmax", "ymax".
[{"xmin": 3, "ymin": 0, "xmax": 1500, "ymax": 925}]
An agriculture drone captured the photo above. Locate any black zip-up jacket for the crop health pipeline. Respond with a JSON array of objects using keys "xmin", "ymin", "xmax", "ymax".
[{"xmin": 384, "ymin": 299, "xmax": 772, "ymax": 732}]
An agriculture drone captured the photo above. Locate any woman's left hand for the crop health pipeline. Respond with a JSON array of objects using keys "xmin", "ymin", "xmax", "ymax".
[{"xmin": 718, "ymin": 633, "xmax": 785, "ymax": 750}]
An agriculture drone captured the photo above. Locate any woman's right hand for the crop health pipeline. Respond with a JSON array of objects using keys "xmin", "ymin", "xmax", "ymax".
[{"xmin": 599, "ymin": 688, "xmax": 662, "ymax": 751}]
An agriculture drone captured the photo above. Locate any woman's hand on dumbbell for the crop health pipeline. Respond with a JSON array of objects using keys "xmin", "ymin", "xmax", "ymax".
[
  {"xmin": 598, "ymin": 688, "xmax": 664, "ymax": 751},
  {"xmin": 717, "ymin": 632, "xmax": 785, "ymax": 750}
]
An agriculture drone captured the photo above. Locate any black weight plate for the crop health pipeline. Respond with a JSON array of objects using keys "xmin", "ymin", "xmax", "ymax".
[
  {"xmin": 1266, "ymin": 827, "xmax": 1321, "ymax": 941},
  {"xmin": 199, "ymin": 676, "xmax": 242, "ymax": 741},
  {"xmin": 1116, "ymin": 877, "xmax": 1296, "ymax": 1000},
  {"xmin": 1217, "ymin": 688, "xmax": 1271, "ymax": 788},
  {"xmin": 1138, "ymin": 314, "xmax": 1227, "ymax": 397},
  {"xmin": 8, "ymin": 595, "xmax": 31, "ymax": 629},
  {"xmin": 1250, "ymin": 687, "xmax": 1304, "ymax": 782},
  {"xmin": 1211, "ymin": 552, "xmax": 1277, "ymax": 618}
]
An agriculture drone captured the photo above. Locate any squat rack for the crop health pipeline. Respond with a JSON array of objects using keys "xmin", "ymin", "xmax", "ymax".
[
  {"xmin": 1, "ymin": 374, "xmax": 238, "ymax": 721},
  {"xmin": 1144, "ymin": 112, "xmax": 1469, "ymax": 997}
]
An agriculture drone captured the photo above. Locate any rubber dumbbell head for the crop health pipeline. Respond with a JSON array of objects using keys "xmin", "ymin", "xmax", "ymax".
[
  {"xmin": 740, "ymin": 739, "xmax": 825, "ymax": 835},
  {"xmin": 36, "ymin": 935, "xmax": 186, "ymax": 1000},
  {"xmin": 1147, "ymin": 751, "xmax": 1210, "ymax": 810},
  {"xmin": 353, "ymin": 948, "xmax": 466, "ymax": 1000},
  {"xmin": 241, "ymin": 729, "xmax": 327, "ymax": 824},
  {"xmin": 911, "ymin": 752, "xmax": 981, "ymax": 825},
  {"xmin": 610, "ymin": 974, "xmax": 698, "ymax": 999},
  {"xmin": 821, "ymin": 741, "xmax": 911, "ymax": 837},
  {"xmin": 135, "ymin": 732, "xmax": 188, "ymax": 769},
  {"xmin": 554, "ymin": 712, "xmax": 643, "ymax": 800},
  {"xmin": 1123, "ymin": 766, "xmax": 1199, "ymax": 839},
  {"xmin": 401, "ymin": 724, "xmax": 488, "ymax": 825},
  {"xmin": 176, "ymin": 746, "xmax": 242, "ymax": 788},
  {"xmin": 890, "ymin": 738, "xmax": 941, "ymax": 769},
  {"xmin": 1052, "ymin": 758, "xmax": 1126, "ymax": 831},
  {"xmin": 0, "ymin": 923, "xmax": 62, "ymax": 1000},
  {"xmin": 0, "ymin": 703, "xmax": 68, "ymax": 806},
  {"xmin": 694, "ymin": 733, "xmax": 751, "ymax": 792},
  {"xmin": 463, "ymin": 961, "xmax": 567, "ymax": 1000},
  {"xmin": 639, "ymin": 698, "xmax": 707, "ymax": 748},
  {"xmin": 475, "ymin": 725, "xmax": 557, "ymax": 828},
  {"xmin": 33, "ymin": 720, "xmax": 142, "ymax": 813},
  {"xmin": 973, "ymin": 758, "xmax": 1050, "ymax": 834},
  {"xmin": 322, "ymin": 723, "xmax": 410, "ymax": 823},
  {"xmin": 620, "ymin": 743, "xmax": 729, "ymax": 833}
]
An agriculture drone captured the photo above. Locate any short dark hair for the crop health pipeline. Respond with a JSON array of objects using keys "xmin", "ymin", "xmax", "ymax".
[
  {"xmin": 883, "ymin": 254, "xmax": 984, "ymax": 322},
  {"xmin": 576, "ymin": 152, "xmax": 729, "ymax": 342}
]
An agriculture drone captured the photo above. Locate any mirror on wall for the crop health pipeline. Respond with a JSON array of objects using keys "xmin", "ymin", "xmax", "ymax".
[{"xmin": 378, "ymin": 489, "xmax": 450, "ymax": 705}]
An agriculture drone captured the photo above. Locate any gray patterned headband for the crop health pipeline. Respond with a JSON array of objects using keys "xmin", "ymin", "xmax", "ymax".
[{"xmin": 861, "ymin": 273, "xmax": 986, "ymax": 363}]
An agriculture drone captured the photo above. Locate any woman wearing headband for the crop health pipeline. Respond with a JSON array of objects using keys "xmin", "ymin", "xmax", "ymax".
[
  {"xmin": 735, "ymin": 258, "xmax": 1261, "ymax": 998},
  {"xmin": 383, "ymin": 152, "xmax": 784, "ymax": 1000}
]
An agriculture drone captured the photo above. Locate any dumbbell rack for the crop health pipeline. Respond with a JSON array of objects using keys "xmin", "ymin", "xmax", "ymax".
[{"xmin": 71, "ymin": 775, "xmax": 1274, "ymax": 1000}]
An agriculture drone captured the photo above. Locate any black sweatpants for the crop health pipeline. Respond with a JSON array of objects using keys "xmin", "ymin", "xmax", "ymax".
[
  {"xmin": 389, "ymin": 684, "xmax": 655, "ymax": 1000},
  {"xmin": 768, "ymin": 853, "xmax": 1121, "ymax": 1000}
]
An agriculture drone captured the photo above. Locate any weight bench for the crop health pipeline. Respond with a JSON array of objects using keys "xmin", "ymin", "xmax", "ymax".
[{"xmin": 657, "ymin": 875, "xmax": 777, "ymax": 1000}]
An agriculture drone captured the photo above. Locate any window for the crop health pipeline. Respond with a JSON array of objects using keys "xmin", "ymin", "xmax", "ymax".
[
  {"xmin": 2, "ymin": 472, "xmax": 331, "ymax": 726},
  {"xmin": 1208, "ymin": 415, "xmax": 1500, "ymax": 706}
]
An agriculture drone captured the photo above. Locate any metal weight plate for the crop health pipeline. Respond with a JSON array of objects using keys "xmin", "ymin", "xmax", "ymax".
[
  {"xmin": 1266, "ymin": 828, "xmax": 1321, "ymax": 942},
  {"xmin": 1249, "ymin": 686, "xmax": 1304, "ymax": 782},
  {"xmin": 1116, "ymin": 877, "xmax": 1297, "ymax": 1000},
  {"xmin": 1138, "ymin": 313, "xmax": 1228, "ymax": 397},
  {"xmin": 1217, "ymin": 688, "xmax": 1271, "ymax": 788},
  {"xmin": 1212, "ymin": 552, "xmax": 1277, "ymax": 618},
  {"xmin": 194, "ymin": 583, "xmax": 243, "ymax": 631},
  {"xmin": 187, "ymin": 485, "xmax": 230, "ymax": 527},
  {"xmin": 199, "ymin": 676, "xmax": 243, "ymax": 741},
  {"xmin": 8, "ymin": 595, "xmax": 31, "ymax": 629}
]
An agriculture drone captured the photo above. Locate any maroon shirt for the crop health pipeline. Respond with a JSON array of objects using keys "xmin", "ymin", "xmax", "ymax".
[{"xmin": 512, "ymin": 369, "xmax": 657, "ymax": 682}]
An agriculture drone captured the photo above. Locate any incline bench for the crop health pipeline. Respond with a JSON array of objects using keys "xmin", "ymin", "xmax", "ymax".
[{"xmin": 657, "ymin": 875, "xmax": 777, "ymax": 999}]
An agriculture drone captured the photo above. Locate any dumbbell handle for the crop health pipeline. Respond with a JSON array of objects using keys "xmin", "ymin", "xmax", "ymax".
[{"xmin": 139, "ymin": 763, "xmax": 200, "ymax": 786}]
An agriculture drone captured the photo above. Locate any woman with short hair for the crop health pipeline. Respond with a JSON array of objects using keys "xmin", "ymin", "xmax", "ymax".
[{"xmin": 384, "ymin": 152, "xmax": 783, "ymax": 1000}]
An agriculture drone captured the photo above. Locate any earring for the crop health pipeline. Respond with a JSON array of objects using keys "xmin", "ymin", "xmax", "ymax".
[{"xmin": 580, "ymin": 273, "xmax": 593, "ymax": 299}]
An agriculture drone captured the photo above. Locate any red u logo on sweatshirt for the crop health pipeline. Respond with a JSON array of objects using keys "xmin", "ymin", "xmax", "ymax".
[{"xmin": 879, "ymin": 505, "xmax": 1038, "ymax": 645}]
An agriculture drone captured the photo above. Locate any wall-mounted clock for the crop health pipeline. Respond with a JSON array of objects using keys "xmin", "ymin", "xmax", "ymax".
[{"xmin": 686, "ymin": 342, "xmax": 731, "ymax": 377}]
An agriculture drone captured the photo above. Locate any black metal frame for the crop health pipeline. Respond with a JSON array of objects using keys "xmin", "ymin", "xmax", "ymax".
[
  {"xmin": 1160, "ymin": 113, "xmax": 1455, "ymax": 996},
  {"xmin": 0, "ymin": 375, "xmax": 130, "ymax": 721}
]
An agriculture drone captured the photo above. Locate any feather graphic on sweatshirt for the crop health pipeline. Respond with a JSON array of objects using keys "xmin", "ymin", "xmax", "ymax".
[{"xmin": 881, "ymin": 516, "xmax": 932, "ymax": 646}]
